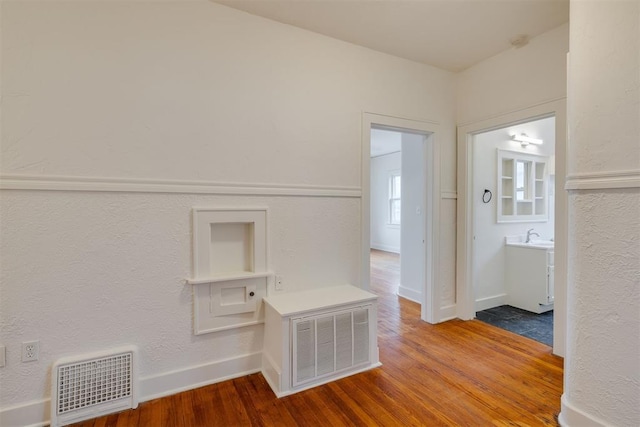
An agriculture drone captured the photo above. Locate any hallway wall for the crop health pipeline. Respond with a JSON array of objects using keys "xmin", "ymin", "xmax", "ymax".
[{"xmin": 560, "ymin": 1, "xmax": 640, "ymax": 425}]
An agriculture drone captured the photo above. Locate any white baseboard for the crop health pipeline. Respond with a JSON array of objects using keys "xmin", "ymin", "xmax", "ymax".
[
  {"xmin": 261, "ymin": 352, "xmax": 282, "ymax": 397},
  {"xmin": 475, "ymin": 293, "xmax": 507, "ymax": 312},
  {"xmin": 558, "ymin": 394, "xmax": 608, "ymax": 427},
  {"xmin": 0, "ymin": 352, "xmax": 262, "ymax": 427},
  {"xmin": 439, "ymin": 304, "xmax": 457, "ymax": 322},
  {"xmin": 0, "ymin": 399, "xmax": 50, "ymax": 427},
  {"xmin": 397, "ymin": 286, "xmax": 421, "ymax": 304},
  {"xmin": 370, "ymin": 243, "xmax": 400, "ymax": 254},
  {"xmin": 139, "ymin": 352, "xmax": 262, "ymax": 402}
]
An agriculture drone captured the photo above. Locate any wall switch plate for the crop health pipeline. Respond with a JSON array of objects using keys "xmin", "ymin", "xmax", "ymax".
[
  {"xmin": 275, "ymin": 275, "xmax": 284, "ymax": 291},
  {"xmin": 0, "ymin": 345, "xmax": 5, "ymax": 367},
  {"xmin": 22, "ymin": 341, "xmax": 39, "ymax": 362}
]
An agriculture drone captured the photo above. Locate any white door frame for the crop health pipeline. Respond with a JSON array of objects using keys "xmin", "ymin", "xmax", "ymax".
[
  {"xmin": 456, "ymin": 99, "xmax": 567, "ymax": 356},
  {"xmin": 361, "ymin": 112, "xmax": 441, "ymax": 324}
]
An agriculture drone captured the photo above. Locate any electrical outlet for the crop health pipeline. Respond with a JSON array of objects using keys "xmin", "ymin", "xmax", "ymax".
[
  {"xmin": 0, "ymin": 345, "xmax": 5, "ymax": 367},
  {"xmin": 275, "ymin": 275, "xmax": 284, "ymax": 291},
  {"xmin": 22, "ymin": 341, "xmax": 39, "ymax": 362}
]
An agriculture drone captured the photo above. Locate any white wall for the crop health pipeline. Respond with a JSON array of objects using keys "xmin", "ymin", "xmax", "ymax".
[
  {"xmin": 0, "ymin": 1, "xmax": 456, "ymax": 423},
  {"xmin": 370, "ymin": 152, "xmax": 401, "ymax": 253},
  {"xmin": 456, "ymin": 23, "xmax": 569, "ymax": 125},
  {"xmin": 560, "ymin": 1, "xmax": 640, "ymax": 426},
  {"xmin": 473, "ymin": 117, "xmax": 555, "ymax": 310},
  {"xmin": 399, "ymin": 133, "xmax": 426, "ymax": 303}
]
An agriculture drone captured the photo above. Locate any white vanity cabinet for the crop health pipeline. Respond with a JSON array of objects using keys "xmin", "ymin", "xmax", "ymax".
[{"xmin": 506, "ymin": 245, "xmax": 554, "ymax": 314}]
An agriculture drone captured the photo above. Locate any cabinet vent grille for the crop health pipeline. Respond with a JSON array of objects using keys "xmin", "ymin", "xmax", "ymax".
[{"xmin": 292, "ymin": 306, "xmax": 370, "ymax": 388}]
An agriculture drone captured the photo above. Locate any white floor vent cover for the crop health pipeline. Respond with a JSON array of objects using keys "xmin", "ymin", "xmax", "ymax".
[{"xmin": 51, "ymin": 346, "xmax": 138, "ymax": 427}]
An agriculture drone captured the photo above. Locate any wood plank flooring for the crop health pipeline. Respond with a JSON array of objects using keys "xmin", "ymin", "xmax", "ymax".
[{"xmin": 70, "ymin": 249, "xmax": 563, "ymax": 426}]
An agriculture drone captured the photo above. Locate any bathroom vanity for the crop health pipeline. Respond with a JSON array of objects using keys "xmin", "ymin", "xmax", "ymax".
[{"xmin": 505, "ymin": 239, "xmax": 554, "ymax": 314}]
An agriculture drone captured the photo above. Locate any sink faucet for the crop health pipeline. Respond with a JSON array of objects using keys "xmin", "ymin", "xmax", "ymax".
[{"xmin": 526, "ymin": 228, "xmax": 540, "ymax": 243}]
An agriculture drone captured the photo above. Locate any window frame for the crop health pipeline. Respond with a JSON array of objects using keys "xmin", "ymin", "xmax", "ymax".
[{"xmin": 388, "ymin": 172, "xmax": 401, "ymax": 226}]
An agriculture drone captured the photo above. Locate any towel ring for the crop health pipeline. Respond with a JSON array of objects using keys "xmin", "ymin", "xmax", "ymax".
[{"xmin": 482, "ymin": 189, "xmax": 492, "ymax": 203}]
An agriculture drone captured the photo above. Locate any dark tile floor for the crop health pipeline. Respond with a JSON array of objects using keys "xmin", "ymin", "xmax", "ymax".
[{"xmin": 476, "ymin": 305, "xmax": 553, "ymax": 347}]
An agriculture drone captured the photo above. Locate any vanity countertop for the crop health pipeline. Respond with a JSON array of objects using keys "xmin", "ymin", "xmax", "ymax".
[{"xmin": 505, "ymin": 235, "xmax": 554, "ymax": 250}]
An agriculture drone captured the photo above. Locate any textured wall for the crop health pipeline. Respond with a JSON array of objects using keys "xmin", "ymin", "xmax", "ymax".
[
  {"xmin": 0, "ymin": 192, "xmax": 361, "ymax": 406},
  {"xmin": 562, "ymin": 1, "xmax": 640, "ymax": 425},
  {"xmin": 567, "ymin": 2, "xmax": 640, "ymax": 176},
  {"xmin": 0, "ymin": 0, "xmax": 456, "ymax": 413},
  {"xmin": 565, "ymin": 191, "xmax": 640, "ymax": 425}
]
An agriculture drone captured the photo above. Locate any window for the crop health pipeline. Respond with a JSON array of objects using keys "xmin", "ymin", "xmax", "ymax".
[{"xmin": 389, "ymin": 173, "xmax": 401, "ymax": 225}]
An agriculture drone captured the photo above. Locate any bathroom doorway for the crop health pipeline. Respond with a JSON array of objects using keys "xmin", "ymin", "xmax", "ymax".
[
  {"xmin": 456, "ymin": 99, "xmax": 567, "ymax": 355},
  {"xmin": 471, "ymin": 116, "xmax": 555, "ymax": 345}
]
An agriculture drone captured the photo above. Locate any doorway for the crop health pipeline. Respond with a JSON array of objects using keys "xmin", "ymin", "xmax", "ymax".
[
  {"xmin": 361, "ymin": 113, "xmax": 441, "ymax": 324},
  {"xmin": 456, "ymin": 99, "xmax": 567, "ymax": 356},
  {"xmin": 369, "ymin": 127, "xmax": 425, "ymax": 303},
  {"xmin": 471, "ymin": 116, "xmax": 556, "ymax": 346}
]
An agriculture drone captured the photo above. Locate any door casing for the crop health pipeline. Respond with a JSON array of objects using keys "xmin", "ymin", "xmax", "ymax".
[{"xmin": 361, "ymin": 112, "xmax": 441, "ymax": 324}]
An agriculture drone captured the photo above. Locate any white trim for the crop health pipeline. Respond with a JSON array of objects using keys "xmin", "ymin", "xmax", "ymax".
[
  {"xmin": 441, "ymin": 191, "xmax": 458, "ymax": 199},
  {"xmin": 362, "ymin": 112, "xmax": 441, "ymax": 325},
  {"xmin": 0, "ymin": 399, "xmax": 50, "ymax": 427},
  {"xmin": 457, "ymin": 96, "xmax": 567, "ymax": 128},
  {"xmin": 261, "ymin": 352, "xmax": 282, "ymax": 396},
  {"xmin": 475, "ymin": 294, "xmax": 508, "ymax": 312},
  {"xmin": 439, "ymin": 304, "xmax": 457, "ymax": 322},
  {"xmin": 139, "ymin": 352, "xmax": 262, "ymax": 403},
  {"xmin": 565, "ymin": 169, "xmax": 640, "ymax": 190},
  {"xmin": 558, "ymin": 394, "xmax": 608, "ymax": 427},
  {"xmin": 457, "ymin": 98, "xmax": 567, "ymax": 357},
  {"xmin": 397, "ymin": 286, "xmax": 422, "ymax": 304},
  {"xmin": 0, "ymin": 174, "xmax": 361, "ymax": 198},
  {"xmin": 370, "ymin": 243, "xmax": 400, "ymax": 254},
  {"xmin": 187, "ymin": 271, "xmax": 274, "ymax": 286}
]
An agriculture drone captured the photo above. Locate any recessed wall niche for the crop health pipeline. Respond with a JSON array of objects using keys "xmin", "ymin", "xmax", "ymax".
[
  {"xmin": 210, "ymin": 222, "xmax": 254, "ymax": 274},
  {"xmin": 188, "ymin": 208, "xmax": 272, "ymax": 335}
]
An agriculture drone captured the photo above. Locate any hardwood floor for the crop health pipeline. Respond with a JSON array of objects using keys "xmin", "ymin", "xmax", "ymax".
[{"xmin": 71, "ymin": 249, "xmax": 563, "ymax": 426}]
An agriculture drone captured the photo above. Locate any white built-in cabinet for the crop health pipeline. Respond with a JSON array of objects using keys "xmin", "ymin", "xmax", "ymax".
[
  {"xmin": 262, "ymin": 285, "xmax": 380, "ymax": 397},
  {"xmin": 497, "ymin": 150, "xmax": 549, "ymax": 223},
  {"xmin": 506, "ymin": 246, "xmax": 554, "ymax": 314}
]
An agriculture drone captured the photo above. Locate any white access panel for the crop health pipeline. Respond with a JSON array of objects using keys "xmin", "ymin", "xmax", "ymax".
[{"xmin": 188, "ymin": 208, "xmax": 272, "ymax": 335}]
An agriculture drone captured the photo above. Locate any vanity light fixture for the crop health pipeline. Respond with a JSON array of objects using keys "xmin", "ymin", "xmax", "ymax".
[{"xmin": 511, "ymin": 133, "xmax": 543, "ymax": 147}]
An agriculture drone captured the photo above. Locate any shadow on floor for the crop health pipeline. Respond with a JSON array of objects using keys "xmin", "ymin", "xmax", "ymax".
[{"xmin": 476, "ymin": 305, "xmax": 553, "ymax": 347}]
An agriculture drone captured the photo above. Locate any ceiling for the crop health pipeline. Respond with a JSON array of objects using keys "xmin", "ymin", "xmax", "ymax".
[
  {"xmin": 211, "ymin": 0, "xmax": 569, "ymax": 72},
  {"xmin": 371, "ymin": 128, "xmax": 402, "ymax": 158}
]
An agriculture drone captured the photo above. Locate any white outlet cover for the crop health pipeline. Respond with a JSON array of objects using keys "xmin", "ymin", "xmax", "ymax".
[{"xmin": 22, "ymin": 341, "xmax": 39, "ymax": 362}]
